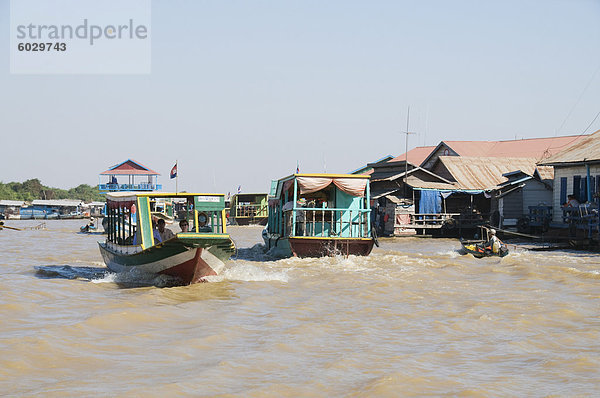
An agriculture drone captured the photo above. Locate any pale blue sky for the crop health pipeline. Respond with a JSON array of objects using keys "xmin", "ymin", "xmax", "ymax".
[{"xmin": 1, "ymin": 0, "xmax": 600, "ymax": 194}]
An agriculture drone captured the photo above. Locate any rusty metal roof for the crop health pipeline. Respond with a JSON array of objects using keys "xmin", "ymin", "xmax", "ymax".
[
  {"xmin": 420, "ymin": 135, "xmax": 589, "ymax": 168},
  {"xmin": 100, "ymin": 159, "xmax": 159, "ymax": 175},
  {"xmin": 389, "ymin": 146, "xmax": 436, "ymax": 166},
  {"xmin": 444, "ymin": 135, "xmax": 588, "ymax": 160},
  {"xmin": 438, "ymin": 156, "xmax": 544, "ymax": 190},
  {"xmin": 538, "ymin": 130, "xmax": 600, "ymax": 166},
  {"xmin": 534, "ymin": 166, "xmax": 554, "ymax": 181}
]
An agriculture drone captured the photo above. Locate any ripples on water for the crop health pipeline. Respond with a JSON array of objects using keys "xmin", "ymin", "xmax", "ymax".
[{"xmin": 1, "ymin": 220, "xmax": 599, "ymax": 396}]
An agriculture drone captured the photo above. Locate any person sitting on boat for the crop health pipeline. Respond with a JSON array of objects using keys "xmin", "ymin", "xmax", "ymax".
[
  {"xmin": 197, "ymin": 213, "xmax": 213, "ymax": 233},
  {"xmin": 157, "ymin": 218, "xmax": 175, "ymax": 241},
  {"xmin": 132, "ymin": 219, "xmax": 163, "ymax": 245},
  {"xmin": 81, "ymin": 217, "xmax": 95, "ymax": 232},
  {"xmin": 179, "ymin": 219, "xmax": 189, "ymax": 233},
  {"xmin": 483, "ymin": 229, "xmax": 503, "ymax": 254}
]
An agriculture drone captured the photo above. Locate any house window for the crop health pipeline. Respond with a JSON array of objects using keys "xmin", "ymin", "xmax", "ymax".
[
  {"xmin": 581, "ymin": 177, "xmax": 588, "ymax": 202},
  {"xmin": 560, "ymin": 177, "xmax": 567, "ymax": 206}
]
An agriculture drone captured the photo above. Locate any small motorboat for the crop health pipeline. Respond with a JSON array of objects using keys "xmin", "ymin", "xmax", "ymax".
[{"xmin": 460, "ymin": 239, "xmax": 509, "ymax": 258}]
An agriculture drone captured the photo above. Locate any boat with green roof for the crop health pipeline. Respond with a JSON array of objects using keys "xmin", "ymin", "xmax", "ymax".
[{"xmin": 98, "ymin": 192, "xmax": 235, "ymax": 284}]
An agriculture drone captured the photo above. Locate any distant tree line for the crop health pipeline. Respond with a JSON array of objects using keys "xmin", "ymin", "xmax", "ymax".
[{"xmin": 0, "ymin": 179, "xmax": 105, "ymax": 202}]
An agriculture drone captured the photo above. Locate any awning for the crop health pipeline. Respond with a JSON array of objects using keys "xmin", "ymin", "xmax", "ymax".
[{"xmin": 296, "ymin": 176, "xmax": 367, "ymax": 197}]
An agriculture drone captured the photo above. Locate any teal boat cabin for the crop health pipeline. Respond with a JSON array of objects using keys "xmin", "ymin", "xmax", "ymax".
[{"xmin": 263, "ymin": 173, "xmax": 374, "ymax": 257}]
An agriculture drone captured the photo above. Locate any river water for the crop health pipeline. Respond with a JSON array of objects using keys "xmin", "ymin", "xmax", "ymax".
[{"xmin": 1, "ymin": 220, "xmax": 599, "ymax": 396}]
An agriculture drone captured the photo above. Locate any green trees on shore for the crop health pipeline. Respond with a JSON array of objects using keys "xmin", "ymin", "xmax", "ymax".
[{"xmin": 0, "ymin": 179, "xmax": 105, "ymax": 202}]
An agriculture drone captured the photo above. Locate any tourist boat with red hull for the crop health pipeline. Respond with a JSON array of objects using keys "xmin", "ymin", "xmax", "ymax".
[
  {"xmin": 99, "ymin": 192, "xmax": 235, "ymax": 284},
  {"xmin": 263, "ymin": 173, "xmax": 375, "ymax": 258}
]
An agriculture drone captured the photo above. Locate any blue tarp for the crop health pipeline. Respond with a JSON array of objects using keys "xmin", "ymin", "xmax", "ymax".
[{"xmin": 419, "ymin": 189, "xmax": 442, "ymax": 214}]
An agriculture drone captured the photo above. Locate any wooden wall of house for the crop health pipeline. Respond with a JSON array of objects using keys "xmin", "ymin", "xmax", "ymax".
[
  {"xmin": 421, "ymin": 144, "xmax": 458, "ymax": 170},
  {"xmin": 551, "ymin": 165, "xmax": 600, "ymax": 222},
  {"xmin": 431, "ymin": 161, "xmax": 454, "ymax": 181},
  {"xmin": 522, "ymin": 180, "xmax": 552, "ymax": 214},
  {"xmin": 501, "ymin": 189, "xmax": 524, "ymax": 219}
]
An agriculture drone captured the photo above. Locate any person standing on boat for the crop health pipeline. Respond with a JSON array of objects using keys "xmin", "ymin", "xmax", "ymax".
[{"xmin": 157, "ymin": 218, "xmax": 175, "ymax": 241}]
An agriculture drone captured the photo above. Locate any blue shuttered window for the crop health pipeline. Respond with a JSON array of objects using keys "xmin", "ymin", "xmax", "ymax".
[
  {"xmin": 560, "ymin": 177, "xmax": 567, "ymax": 206},
  {"xmin": 573, "ymin": 175, "xmax": 581, "ymax": 202}
]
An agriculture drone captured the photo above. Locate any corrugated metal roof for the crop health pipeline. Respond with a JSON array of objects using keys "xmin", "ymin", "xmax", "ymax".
[
  {"xmin": 444, "ymin": 135, "xmax": 588, "ymax": 160},
  {"xmin": 0, "ymin": 200, "xmax": 25, "ymax": 206},
  {"xmin": 371, "ymin": 166, "xmax": 454, "ymax": 185},
  {"xmin": 86, "ymin": 201, "xmax": 106, "ymax": 206},
  {"xmin": 538, "ymin": 130, "xmax": 600, "ymax": 165},
  {"xmin": 420, "ymin": 135, "xmax": 589, "ymax": 168},
  {"xmin": 100, "ymin": 159, "xmax": 159, "ymax": 175},
  {"xmin": 535, "ymin": 166, "xmax": 554, "ymax": 181},
  {"xmin": 439, "ymin": 156, "xmax": 542, "ymax": 190},
  {"xmin": 31, "ymin": 199, "xmax": 83, "ymax": 207},
  {"xmin": 389, "ymin": 146, "xmax": 436, "ymax": 166},
  {"xmin": 350, "ymin": 155, "xmax": 394, "ymax": 175},
  {"xmin": 405, "ymin": 175, "xmax": 457, "ymax": 190},
  {"xmin": 371, "ymin": 188, "xmax": 400, "ymax": 199}
]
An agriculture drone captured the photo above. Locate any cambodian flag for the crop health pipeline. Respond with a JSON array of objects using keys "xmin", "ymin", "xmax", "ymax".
[
  {"xmin": 170, "ymin": 163, "xmax": 177, "ymax": 179},
  {"xmin": 237, "ymin": 185, "xmax": 241, "ymax": 194},
  {"xmin": 296, "ymin": 161, "xmax": 299, "ymax": 174}
]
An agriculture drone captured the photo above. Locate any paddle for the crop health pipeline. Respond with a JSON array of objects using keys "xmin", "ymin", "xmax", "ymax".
[{"xmin": 0, "ymin": 225, "xmax": 21, "ymax": 231}]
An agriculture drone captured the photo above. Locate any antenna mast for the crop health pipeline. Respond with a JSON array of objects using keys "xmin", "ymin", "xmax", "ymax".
[{"xmin": 403, "ymin": 106, "xmax": 416, "ymax": 197}]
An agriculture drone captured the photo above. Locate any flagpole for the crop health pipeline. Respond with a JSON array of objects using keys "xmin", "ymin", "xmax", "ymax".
[{"xmin": 176, "ymin": 160, "xmax": 178, "ymax": 194}]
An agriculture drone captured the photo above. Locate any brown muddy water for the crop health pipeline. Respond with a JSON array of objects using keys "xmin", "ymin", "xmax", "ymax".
[{"xmin": 1, "ymin": 220, "xmax": 599, "ymax": 397}]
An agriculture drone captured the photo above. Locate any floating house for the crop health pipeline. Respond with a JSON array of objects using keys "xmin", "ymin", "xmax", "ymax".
[
  {"xmin": 0, "ymin": 200, "xmax": 25, "ymax": 219},
  {"xmin": 229, "ymin": 193, "xmax": 268, "ymax": 225},
  {"xmin": 368, "ymin": 135, "xmax": 588, "ymax": 236},
  {"xmin": 20, "ymin": 199, "xmax": 84, "ymax": 219},
  {"xmin": 539, "ymin": 130, "xmax": 600, "ymax": 238},
  {"xmin": 83, "ymin": 201, "xmax": 107, "ymax": 217},
  {"xmin": 99, "ymin": 159, "xmax": 162, "ymax": 193}
]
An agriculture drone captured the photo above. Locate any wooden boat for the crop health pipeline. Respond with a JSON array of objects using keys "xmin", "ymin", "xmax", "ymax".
[
  {"xmin": 98, "ymin": 192, "xmax": 235, "ymax": 284},
  {"xmin": 263, "ymin": 173, "xmax": 374, "ymax": 258},
  {"xmin": 229, "ymin": 193, "xmax": 268, "ymax": 225},
  {"xmin": 460, "ymin": 240, "xmax": 509, "ymax": 258}
]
